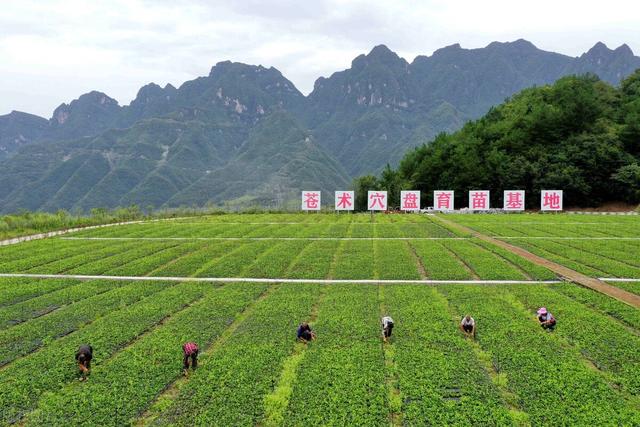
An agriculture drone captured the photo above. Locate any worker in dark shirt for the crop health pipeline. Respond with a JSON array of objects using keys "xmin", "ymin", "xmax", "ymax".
[
  {"xmin": 459, "ymin": 315, "xmax": 476, "ymax": 339},
  {"xmin": 75, "ymin": 344, "xmax": 93, "ymax": 381},
  {"xmin": 182, "ymin": 342, "xmax": 199, "ymax": 375},
  {"xmin": 382, "ymin": 316, "xmax": 394, "ymax": 342},
  {"xmin": 296, "ymin": 322, "xmax": 316, "ymax": 342}
]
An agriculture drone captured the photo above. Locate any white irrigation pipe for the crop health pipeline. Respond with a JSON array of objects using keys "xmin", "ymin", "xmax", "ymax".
[
  {"xmin": 0, "ymin": 273, "xmax": 563, "ymax": 285},
  {"xmin": 499, "ymin": 237, "xmax": 640, "ymax": 240},
  {"xmin": 59, "ymin": 236, "xmax": 640, "ymax": 241},
  {"xmin": 568, "ymin": 212, "xmax": 638, "ymax": 215},
  {"xmin": 600, "ymin": 278, "xmax": 640, "ymax": 282},
  {"xmin": 61, "ymin": 237, "xmax": 471, "ymax": 241},
  {"xmin": 160, "ymin": 222, "xmax": 444, "ymax": 225},
  {"xmin": 163, "ymin": 222, "xmax": 341, "ymax": 225},
  {"xmin": 491, "ymin": 222, "xmax": 638, "ymax": 225}
]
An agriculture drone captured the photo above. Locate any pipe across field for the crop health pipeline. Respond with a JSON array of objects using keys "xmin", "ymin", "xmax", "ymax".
[{"xmin": 0, "ymin": 273, "xmax": 563, "ymax": 285}]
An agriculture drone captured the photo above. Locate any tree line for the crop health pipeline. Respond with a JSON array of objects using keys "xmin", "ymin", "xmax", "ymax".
[{"xmin": 354, "ymin": 71, "xmax": 640, "ymax": 210}]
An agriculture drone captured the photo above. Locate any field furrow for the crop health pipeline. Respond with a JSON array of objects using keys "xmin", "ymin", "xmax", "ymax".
[
  {"xmin": 0, "ymin": 278, "xmax": 73, "ymax": 308},
  {"xmin": 383, "ymin": 285, "xmax": 513, "ymax": 425},
  {"xmin": 0, "ymin": 280, "xmax": 168, "ymax": 367},
  {"xmin": 0, "ymin": 281, "xmax": 211, "ymax": 424},
  {"xmin": 550, "ymin": 283, "xmax": 640, "ymax": 330},
  {"xmin": 440, "ymin": 240, "xmax": 527, "ymax": 280},
  {"xmin": 0, "ymin": 279, "xmax": 115, "ymax": 330},
  {"xmin": 150, "ymin": 284, "xmax": 319, "ymax": 426},
  {"xmin": 439, "ymin": 285, "xmax": 640, "ymax": 425},
  {"xmin": 506, "ymin": 284, "xmax": 640, "ymax": 396},
  {"xmin": 283, "ymin": 284, "xmax": 388, "ymax": 426},
  {"xmin": 25, "ymin": 283, "xmax": 266, "ymax": 426}
]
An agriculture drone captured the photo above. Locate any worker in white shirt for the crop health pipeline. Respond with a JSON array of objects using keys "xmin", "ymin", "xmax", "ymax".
[
  {"xmin": 381, "ymin": 316, "xmax": 394, "ymax": 342},
  {"xmin": 459, "ymin": 314, "xmax": 476, "ymax": 339}
]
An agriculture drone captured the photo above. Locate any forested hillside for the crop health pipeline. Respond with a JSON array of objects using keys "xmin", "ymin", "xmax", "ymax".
[{"xmin": 359, "ymin": 71, "xmax": 640, "ymax": 209}]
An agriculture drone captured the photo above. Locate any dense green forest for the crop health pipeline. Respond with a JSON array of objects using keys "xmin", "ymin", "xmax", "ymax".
[{"xmin": 356, "ymin": 71, "xmax": 640, "ymax": 209}]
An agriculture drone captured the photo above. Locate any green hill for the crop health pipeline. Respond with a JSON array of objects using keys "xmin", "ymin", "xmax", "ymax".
[{"xmin": 365, "ymin": 71, "xmax": 640, "ymax": 208}]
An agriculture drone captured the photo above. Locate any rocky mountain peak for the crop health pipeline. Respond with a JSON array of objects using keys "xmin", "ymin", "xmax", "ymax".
[
  {"xmin": 51, "ymin": 91, "xmax": 119, "ymax": 124},
  {"xmin": 352, "ymin": 44, "xmax": 408, "ymax": 70},
  {"xmin": 614, "ymin": 43, "xmax": 634, "ymax": 57},
  {"xmin": 584, "ymin": 41, "xmax": 612, "ymax": 58}
]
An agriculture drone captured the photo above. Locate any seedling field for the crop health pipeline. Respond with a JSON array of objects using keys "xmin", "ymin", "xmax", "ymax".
[{"xmin": 0, "ymin": 213, "xmax": 638, "ymax": 425}]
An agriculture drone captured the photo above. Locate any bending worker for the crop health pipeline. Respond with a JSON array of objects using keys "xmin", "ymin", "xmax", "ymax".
[
  {"xmin": 537, "ymin": 307, "xmax": 556, "ymax": 330},
  {"xmin": 459, "ymin": 314, "xmax": 476, "ymax": 339},
  {"xmin": 297, "ymin": 322, "xmax": 316, "ymax": 342},
  {"xmin": 75, "ymin": 344, "xmax": 93, "ymax": 381},
  {"xmin": 182, "ymin": 341, "xmax": 199, "ymax": 375},
  {"xmin": 381, "ymin": 315, "xmax": 394, "ymax": 342}
]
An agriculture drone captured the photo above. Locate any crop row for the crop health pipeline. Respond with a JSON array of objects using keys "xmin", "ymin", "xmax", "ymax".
[
  {"xmin": 554, "ymin": 239, "xmax": 640, "ymax": 269},
  {"xmin": 440, "ymin": 240, "xmax": 528, "ymax": 280},
  {"xmin": 550, "ymin": 283, "xmax": 640, "ymax": 329},
  {"xmin": 25, "ymin": 283, "xmax": 267, "ymax": 426},
  {"xmin": 0, "ymin": 280, "xmax": 211, "ymax": 424},
  {"xmin": 0, "ymin": 239, "xmax": 109, "ymax": 272},
  {"xmin": 66, "ymin": 241, "xmax": 184, "ymax": 275},
  {"xmin": 283, "ymin": 284, "xmax": 388, "ymax": 425},
  {"xmin": 374, "ymin": 240, "xmax": 422, "ymax": 279},
  {"xmin": 94, "ymin": 212, "xmax": 442, "ymax": 226},
  {"xmin": 0, "ymin": 238, "xmax": 90, "ymax": 265},
  {"xmin": 1, "ymin": 237, "xmax": 553, "ymax": 281},
  {"xmin": 473, "ymin": 239, "xmax": 557, "ymax": 280},
  {"xmin": 150, "ymin": 241, "xmax": 239, "ymax": 277},
  {"xmin": 71, "ymin": 221, "xmax": 457, "ymax": 239},
  {"xmin": 285, "ymin": 240, "xmax": 341, "ymax": 279},
  {"xmin": 105, "ymin": 241, "xmax": 205, "ymax": 276},
  {"xmin": 438, "ymin": 285, "xmax": 640, "ymax": 425},
  {"xmin": 448, "ymin": 214, "xmax": 640, "ymax": 238},
  {"xmin": 0, "ymin": 279, "xmax": 114, "ymax": 331},
  {"xmin": 243, "ymin": 240, "xmax": 313, "ymax": 278},
  {"xmin": 515, "ymin": 239, "xmax": 640, "ymax": 278},
  {"xmin": 511, "ymin": 240, "xmax": 604, "ymax": 276},
  {"xmin": 382, "ymin": 285, "xmax": 512, "ymax": 425},
  {"xmin": 605, "ymin": 281, "xmax": 640, "ymax": 296},
  {"xmin": 505, "ymin": 284, "xmax": 640, "ymax": 396},
  {"xmin": 0, "ymin": 278, "xmax": 73, "ymax": 307},
  {"xmin": 448, "ymin": 212, "xmax": 640, "ymax": 225},
  {"xmin": 24, "ymin": 240, "xmax": 143, "ymax": 274},
  {"xmin": 151, "ymin": 283, "xmax": 320, "ymax": 426},
  {"xmin": 0, "ymin": 240, "xmax": 181, "ymax": 276},
  {"xmin": 0, "ymin": 280, "xmax": 168, "ymax": 367},
  {"xmin": 195, "ymin": 240, "xmax": 276, "ymax": 277}
]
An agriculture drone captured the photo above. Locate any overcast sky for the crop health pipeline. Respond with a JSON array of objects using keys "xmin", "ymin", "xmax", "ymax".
[{"xmin": 1, "ymin": 0, "xmax": 639, "ymax": 117}]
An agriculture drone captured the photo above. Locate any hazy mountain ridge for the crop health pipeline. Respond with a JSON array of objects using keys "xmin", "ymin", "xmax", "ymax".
[{"xmin": 1, "ymin": 40, "xmax": 639, "ymax": 212}]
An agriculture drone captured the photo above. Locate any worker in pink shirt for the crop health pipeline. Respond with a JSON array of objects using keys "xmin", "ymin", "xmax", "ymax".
[
  {"xmin": 182, "ymin": 342, "xmax": 199, "ymax": 375},
  {"xmin": 537, "ymin": 307, "xmax": 556, "ymax": 331}
]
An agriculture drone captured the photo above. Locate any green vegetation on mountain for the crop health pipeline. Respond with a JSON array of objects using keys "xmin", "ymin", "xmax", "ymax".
[
  {"xmin": 0, "ymin": 40, "xmax": 639, "ymax": 213},
  {"xmin": 361, "ymin": 71, "xmax": 640, "ymax": 208}
]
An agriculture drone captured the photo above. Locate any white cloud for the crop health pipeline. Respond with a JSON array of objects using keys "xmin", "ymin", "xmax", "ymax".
[{"xmin": 0, "ymin": 0, "xmax": 638, "ymax": 116}]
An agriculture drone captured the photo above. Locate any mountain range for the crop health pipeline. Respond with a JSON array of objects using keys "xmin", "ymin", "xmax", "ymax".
[{"xmin": 1, "ymin": 40, "xmax": 639, "ymax": 213}]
